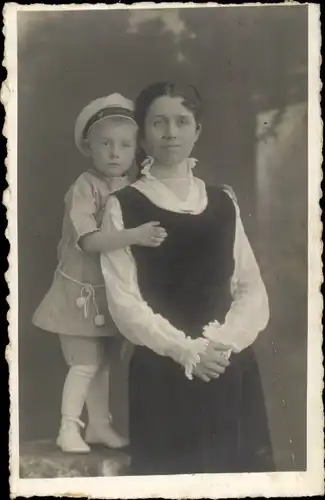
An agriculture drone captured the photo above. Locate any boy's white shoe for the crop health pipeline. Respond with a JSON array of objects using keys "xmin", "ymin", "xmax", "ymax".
[
  {"xmin": 56, "ymin": 417, "xmax": 90, "ymax": 453},
  {"xmin": 85, "ymin": 421, "xmax": 129, "ymax": 449}
]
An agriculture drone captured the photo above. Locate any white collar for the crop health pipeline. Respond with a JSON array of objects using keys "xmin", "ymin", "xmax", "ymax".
[{"xmin": 132, "ymin": 158, "xmax": 208, "ymax": 215}]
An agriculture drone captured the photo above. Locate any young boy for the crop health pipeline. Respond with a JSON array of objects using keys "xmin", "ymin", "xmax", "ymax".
[{"xmin": 32, "ymin": 94, "xmax": 166, "ymax": 453}]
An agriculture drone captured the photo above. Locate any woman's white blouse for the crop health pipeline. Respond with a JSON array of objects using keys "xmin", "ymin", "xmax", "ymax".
[{"xmin": 100, "ymin": 167, "xmax": 270, "ymax": 380}]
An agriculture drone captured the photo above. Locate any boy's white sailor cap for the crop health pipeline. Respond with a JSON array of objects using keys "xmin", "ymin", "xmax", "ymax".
[{"xmin": 74, "ymin": 93, "xmax": 136, "ymax": 155}]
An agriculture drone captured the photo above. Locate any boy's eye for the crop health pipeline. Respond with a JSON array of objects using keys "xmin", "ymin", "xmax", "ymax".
[{"xmin": 122, "ymin": 142, "xmax": 132, "ymax": 148}]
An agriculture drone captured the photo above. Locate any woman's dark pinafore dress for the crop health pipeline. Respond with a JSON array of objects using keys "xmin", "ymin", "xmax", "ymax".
[{"xmin": 114, "ymin": 184, "xmax": 274, "ymax": 475}]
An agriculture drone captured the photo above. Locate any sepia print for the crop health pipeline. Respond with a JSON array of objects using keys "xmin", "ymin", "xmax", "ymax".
[{"xmin": 3, "ymin": 2, "xmax": 323, "ymax": 498}]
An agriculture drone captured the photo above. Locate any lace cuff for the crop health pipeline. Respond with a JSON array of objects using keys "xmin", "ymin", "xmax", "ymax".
[
  {"xmin": 202, "ymin": 320, "xmax": 222, "ymax": 341},
  {"xmin": 178, "ymin": 337, "xmax": 209, "ymax": 380}
]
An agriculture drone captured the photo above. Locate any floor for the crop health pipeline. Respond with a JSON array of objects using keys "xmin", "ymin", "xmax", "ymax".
[{"xmin": 20, "ymin": 440, "xmax": 131, "ymax": 478}]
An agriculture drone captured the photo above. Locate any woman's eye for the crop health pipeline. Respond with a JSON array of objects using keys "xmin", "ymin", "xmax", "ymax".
[
  {"xmin": 122, "ymin": 143, "xmax": 132, "ymax": 148},
  {"xmin": 153, "ymin": 120, "xmax": 163, "ymax": 127},
  {"xmin": 177, "ymin": 117, "xmax": 189, "ymax": 126}
]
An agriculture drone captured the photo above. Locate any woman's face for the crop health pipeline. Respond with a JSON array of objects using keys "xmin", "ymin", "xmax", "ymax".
[{"xmin": 141, "ymin": 95, "xmax": 201, "ymax": 167}]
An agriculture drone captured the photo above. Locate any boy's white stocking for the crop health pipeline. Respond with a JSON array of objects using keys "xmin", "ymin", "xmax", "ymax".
[
  {"xmin": 85, "ymin": 365, "xmax": 111, "ymax": 428},
  {"xmin": 85, "ymin": 363, "xmax": 129, "ymax": 448},
  {"xmin": 61, "ymin": 364, "xmax": 98, "ymax": 424},
  {"xmin": 57, "ymin": 364, "xmax": 98, "ymax": 453}
]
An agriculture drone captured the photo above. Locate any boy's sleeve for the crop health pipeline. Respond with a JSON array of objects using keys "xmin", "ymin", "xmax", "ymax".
[{"xmin": 64, "ymin": 174, "xmax": 99, "ymax": 249}]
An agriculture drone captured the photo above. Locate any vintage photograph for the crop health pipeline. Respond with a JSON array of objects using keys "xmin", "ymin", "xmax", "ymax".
[{"xmin": 5, "ymin": 2, "xmax": 323, "ymax": 498}]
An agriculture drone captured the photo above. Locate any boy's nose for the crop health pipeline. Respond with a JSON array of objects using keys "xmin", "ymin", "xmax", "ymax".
[{"xmin": 109, "ymin": 147, "xmax": 120, "ymax": 158}]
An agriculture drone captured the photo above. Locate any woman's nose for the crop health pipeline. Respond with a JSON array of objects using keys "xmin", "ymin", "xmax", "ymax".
[{"xmin": 164, "ymin": 121, "xmax": 177, "ymax": 139}]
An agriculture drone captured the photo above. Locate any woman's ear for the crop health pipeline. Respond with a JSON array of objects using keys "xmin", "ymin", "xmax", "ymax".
[
  {"xmin": 135, "ymin": 147, "xmax": 146, "ymax": 169},
  {"xmin": 195, "ymin": 123, "xmax": 202, "ymax": 143}
]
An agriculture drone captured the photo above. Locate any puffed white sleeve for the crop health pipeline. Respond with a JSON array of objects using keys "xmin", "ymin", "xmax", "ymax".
[
  {"xmin": 100, "ymin": 195, "xmax": 209, "ymax": 379},
  {"xmin": 65, "ymin": 174, "xmax": 99, "ymax": 250},
  {"xmin": 203, "ymin": 194, "xmax": 270, "ymax": 353}
]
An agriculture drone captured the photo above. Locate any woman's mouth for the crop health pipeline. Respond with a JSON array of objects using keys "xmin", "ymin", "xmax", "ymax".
[{"xmin": 162, "ymin": 144, "xmax": 181, "ymax": 150}]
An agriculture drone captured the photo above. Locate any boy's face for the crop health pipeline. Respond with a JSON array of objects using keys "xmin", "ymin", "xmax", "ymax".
[{"xmin": 85, "ymin": 118, "xmax": 137, "ymax": 178}]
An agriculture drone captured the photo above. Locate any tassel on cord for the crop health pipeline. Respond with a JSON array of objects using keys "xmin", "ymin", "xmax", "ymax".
[{"xmin": 59, "ymin": 269, "xmax": 105, "ymax": 327}]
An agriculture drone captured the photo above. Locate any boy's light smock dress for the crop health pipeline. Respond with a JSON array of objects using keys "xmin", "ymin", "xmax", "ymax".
[{"xmin": 33, "ymin": 170, "xmax": 128, "ymax": 339}]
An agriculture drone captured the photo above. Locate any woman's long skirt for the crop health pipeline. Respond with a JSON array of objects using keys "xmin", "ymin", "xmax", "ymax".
[{"xmin": 128, "ymin": 345, "xmax": 275, "ymax": 476}]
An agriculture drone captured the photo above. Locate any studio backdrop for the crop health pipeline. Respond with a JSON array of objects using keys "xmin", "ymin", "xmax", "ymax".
[{"xmin": 17, "ymin": 6, "xmax": 308, "ymax": 471}]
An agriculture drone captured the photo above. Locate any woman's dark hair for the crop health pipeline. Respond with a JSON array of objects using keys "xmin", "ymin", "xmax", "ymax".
[{"xmin": 135, "ymin": 81, "xmax": 203, "ymax": 136}]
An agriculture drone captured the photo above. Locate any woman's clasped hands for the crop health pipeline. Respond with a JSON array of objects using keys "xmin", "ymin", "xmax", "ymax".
[{"xmin": 194, "ymin": 341, "xmax": 232, "ymax": 383}]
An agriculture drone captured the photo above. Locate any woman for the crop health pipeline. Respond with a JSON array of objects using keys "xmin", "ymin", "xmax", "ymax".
[{"xmin": 100, "ymin": 82, "xmax": 274, "ymax": 475}]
